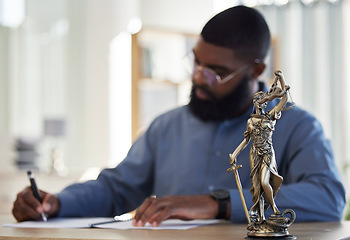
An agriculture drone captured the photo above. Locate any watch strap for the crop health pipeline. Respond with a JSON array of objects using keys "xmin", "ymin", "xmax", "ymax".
[
  {"xmin": 216, "ymin": 198, "xmax": 229, "ymax": 219},
  {"xmin": 210, "ymin": 190, "xmax": 230, "ymax": 219}
]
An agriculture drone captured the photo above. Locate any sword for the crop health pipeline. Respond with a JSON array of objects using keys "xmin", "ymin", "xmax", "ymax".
[{"xmin": 227, "ymin": 154, "xmax": 250, "ymax": 224}]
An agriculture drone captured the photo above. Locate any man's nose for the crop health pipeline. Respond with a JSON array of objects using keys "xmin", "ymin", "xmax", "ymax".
[{"xmin": 193, "ymin": 66, "xmax": 207, "ymax": 85}]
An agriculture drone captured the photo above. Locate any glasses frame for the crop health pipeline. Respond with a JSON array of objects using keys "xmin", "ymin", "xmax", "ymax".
[
  {"xmin": 193, "ymin": 61, "xmax": 248, "ymax": 86},
  {"xmin": 184, "ymin": 51, "xmax": 249, "ymax": 86}
]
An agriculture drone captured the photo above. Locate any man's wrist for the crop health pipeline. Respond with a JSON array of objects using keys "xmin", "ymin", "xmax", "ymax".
[{"xmin": 210, "ymin": 189, "xmax": 230, "ymax": 219}]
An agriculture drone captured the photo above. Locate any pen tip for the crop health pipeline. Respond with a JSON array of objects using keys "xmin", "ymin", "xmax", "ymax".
[
  {"xmin": 42, "ymin": 213, "xmax": 48, "ymax": 222},
  {"xmin": 27, "ymin": 170, "xmax": 32, "ymax": 175}
]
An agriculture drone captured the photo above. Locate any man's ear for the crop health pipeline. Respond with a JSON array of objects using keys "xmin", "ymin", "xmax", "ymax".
[{"xmin": 252, "ymin": 62, "xmax": 266, "ymax": 79}]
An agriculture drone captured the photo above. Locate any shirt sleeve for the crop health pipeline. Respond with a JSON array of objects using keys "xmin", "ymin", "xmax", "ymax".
[
  {"xmin": 229, "ymin": 109, "xmax": 346, "ymax": 223},
  {"xmin": 56, "ymin": 120, "xmax": 158, "ymax": 218}
]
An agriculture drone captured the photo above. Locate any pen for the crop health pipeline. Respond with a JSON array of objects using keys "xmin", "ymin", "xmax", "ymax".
[{"xmin": 27, "ymin": 170, "xmax": 48, "ymax": 221}]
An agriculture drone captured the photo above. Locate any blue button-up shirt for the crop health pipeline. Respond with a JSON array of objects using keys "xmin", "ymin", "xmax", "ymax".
[{"xmin": 58, "ymin": 83, "xmax": 345, "ymax": 223}]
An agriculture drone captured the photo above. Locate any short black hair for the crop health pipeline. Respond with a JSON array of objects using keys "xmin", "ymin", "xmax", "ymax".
[{"xmin": 200, "ymin": 5, "xmax": 271, "ymax": 62}]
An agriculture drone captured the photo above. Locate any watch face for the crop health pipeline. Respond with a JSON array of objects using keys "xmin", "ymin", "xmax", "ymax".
[{"xmin": 211, "ymin": 189, "xmax": 230, "ymax": 200}]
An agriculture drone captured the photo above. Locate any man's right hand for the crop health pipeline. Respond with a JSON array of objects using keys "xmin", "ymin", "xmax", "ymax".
[{"xmin": 12, "ymin": 186, "xmax": 60, "ymax": 222}]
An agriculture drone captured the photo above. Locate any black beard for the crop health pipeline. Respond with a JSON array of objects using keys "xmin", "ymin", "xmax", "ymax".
[{"xmin": 188, "ymin": 75, "xmax": 252, "ymax": 122}]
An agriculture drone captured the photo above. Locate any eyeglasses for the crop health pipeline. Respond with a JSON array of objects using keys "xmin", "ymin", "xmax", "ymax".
[
  {"xmin": 184, "ymin": 52, "xmax": 248, "ymax": 86},
  {"xmin": 193, "ymin": 61, "xmax": 248, "ymax": 86}
]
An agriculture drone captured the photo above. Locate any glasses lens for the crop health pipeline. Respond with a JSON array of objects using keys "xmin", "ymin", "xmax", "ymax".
[
  {"xmin": 192, "ymin": 62, "xmax": 218, "ymax": 86},
  {"xmin": 202, "ymin": 68, "xmax": 218, "ymax": 86}
]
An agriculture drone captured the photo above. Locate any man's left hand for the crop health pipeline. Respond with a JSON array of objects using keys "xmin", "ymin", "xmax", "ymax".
[{"xmin": 132, "ymin": 195, "xmax": 218, "ymax": 227}]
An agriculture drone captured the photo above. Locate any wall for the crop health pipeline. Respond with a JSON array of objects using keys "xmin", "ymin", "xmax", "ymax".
[
  {"xmin": 0, "ymin": 0, "xmax": 141, "ymax": 174},
  {"xmin": 140, "ymin": 0, "xmax": 213, "ymax": 33}
]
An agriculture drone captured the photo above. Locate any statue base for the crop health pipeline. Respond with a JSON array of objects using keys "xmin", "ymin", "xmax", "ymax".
[{"xmin": 247, "ymin": 209, "xmax": 296, "ymax": 238}]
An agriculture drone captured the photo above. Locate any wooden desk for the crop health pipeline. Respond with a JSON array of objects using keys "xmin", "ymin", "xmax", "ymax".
[{"xmin": 1, "ymin": 215, "xmax": 349, "ymax": 240}]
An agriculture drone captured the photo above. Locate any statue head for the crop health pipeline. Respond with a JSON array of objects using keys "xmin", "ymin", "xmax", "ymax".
[{"xmin": 253, "ymin": 91, "xmax": 268, "ymax": 114}]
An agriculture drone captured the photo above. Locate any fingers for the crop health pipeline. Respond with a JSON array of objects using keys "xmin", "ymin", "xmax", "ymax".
[
  {"xmin": 133, "ymin": 196, "xmax": 169, "ymax": 227},
  {"xmin": 150, "ymin": 206, "xmax": 171, "ymax": 227},
  {"xmin": 42, "ymin": 193, "xmax": 60, "ymax": 218},
  {"xmin": 12, "ymin": 187, "xmax": 59, "ymax": 222},
  {"xmin": 132, "ymin": 195, "xmax": 218, "ymax": 228},
  {"xmin": 12, "ymin": 186, "xmax": 43, "ymax": 222}
]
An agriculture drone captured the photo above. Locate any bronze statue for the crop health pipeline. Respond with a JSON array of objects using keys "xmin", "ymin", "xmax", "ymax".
[{"xmin": 227, "ymin": 70, "xmax": 296, "ymax": 237}]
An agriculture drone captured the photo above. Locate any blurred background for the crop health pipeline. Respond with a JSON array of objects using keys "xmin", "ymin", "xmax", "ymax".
[{"xmin": 0, "ymin": 0, "xmax": 349, "ymax": 217}]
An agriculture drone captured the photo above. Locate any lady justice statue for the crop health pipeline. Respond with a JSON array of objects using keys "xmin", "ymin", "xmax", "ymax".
[{"xmin": 227, "ymin": 70, "xmax": 296, "ymax": 238}]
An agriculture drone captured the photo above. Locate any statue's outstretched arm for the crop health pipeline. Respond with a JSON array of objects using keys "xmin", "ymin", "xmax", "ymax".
[
  {"xmin": 269, "ymin": 70, "xmax": 290, "ymax": 117},
  {"xmin": 229, "ymin": 132, "xmax": 250, "ymax": 165}
]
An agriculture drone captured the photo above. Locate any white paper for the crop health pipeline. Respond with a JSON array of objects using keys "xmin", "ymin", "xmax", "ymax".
[
  {"xmin": 3, "ymin": 218, "xmax": 219, "ymax": 230},
  {"xmin": 2, "ymin": 217, "xmax": 114, "ymax": 229},
  {"xmin": 94, "ymin": 219, "xmax": 220, "ymax": 230}
]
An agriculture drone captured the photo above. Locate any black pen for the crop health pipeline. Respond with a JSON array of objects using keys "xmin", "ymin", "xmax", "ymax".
[{"xmin": 27, "ymin": 170, "xmax": 48, "ymax": 221}]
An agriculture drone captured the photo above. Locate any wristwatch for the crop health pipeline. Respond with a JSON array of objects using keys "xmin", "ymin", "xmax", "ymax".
[{"xmin": 210, "ymin": 189, "xmax": 230, "ymax": 219}]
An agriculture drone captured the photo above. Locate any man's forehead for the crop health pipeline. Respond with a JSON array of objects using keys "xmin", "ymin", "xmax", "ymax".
[{"xmin": 193, "ymin": 37, "xmax": 241, "ymax": 65}]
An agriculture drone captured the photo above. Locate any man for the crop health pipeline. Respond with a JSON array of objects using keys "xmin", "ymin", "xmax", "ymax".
[{"xmin": 13, "ymin": 6, "xmax": 345, "ymax": 226}]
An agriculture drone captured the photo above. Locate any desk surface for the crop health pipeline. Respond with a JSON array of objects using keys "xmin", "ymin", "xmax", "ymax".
[{"xmin": 1, "ymin": 215, "xmax": 349, "ymax": 240}]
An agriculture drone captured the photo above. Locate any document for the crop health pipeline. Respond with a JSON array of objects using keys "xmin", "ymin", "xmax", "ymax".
[
  {"xmin": 3, "ymin": 217, "xmax": 113, "ymax": 229},
  {"xmin": 3, "ymin": 218, "xmax": 220, "ymax": 230},
  {"xmin": 94, "ymin": 219, "xmax": 220, "ymax": 230}
]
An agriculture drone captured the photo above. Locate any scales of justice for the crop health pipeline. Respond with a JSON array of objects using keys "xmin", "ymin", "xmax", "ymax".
[{"xmin": 227, "ymin": 70, "xmax": 296, "ymax": 238}]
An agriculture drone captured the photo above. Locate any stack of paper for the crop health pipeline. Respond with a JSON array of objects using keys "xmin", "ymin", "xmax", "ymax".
[{"xmin": 3, "ymin": 218, "xmax": 220, "ymax": 230}]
